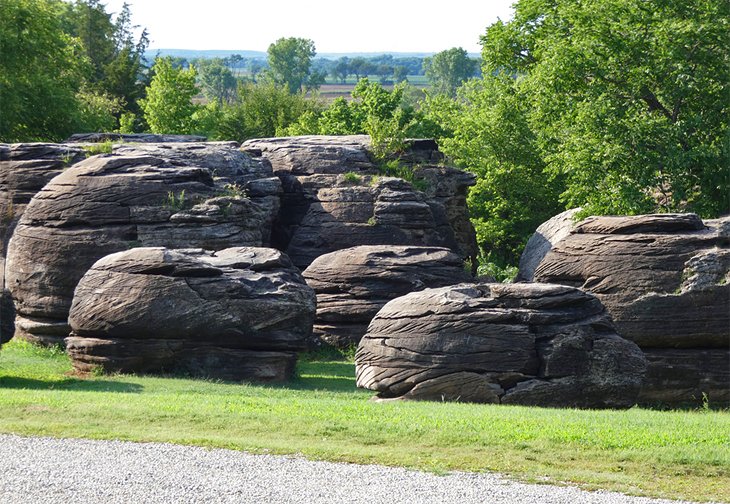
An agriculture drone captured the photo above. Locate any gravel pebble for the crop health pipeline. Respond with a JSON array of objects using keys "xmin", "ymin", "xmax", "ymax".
[{"xmin": 0, "ymin": 434, "xmax": 704, "ymax": 504}]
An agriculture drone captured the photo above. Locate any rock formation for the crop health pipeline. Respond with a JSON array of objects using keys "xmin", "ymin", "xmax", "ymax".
[
  {"xmin": 516, "ymin": 208, "xmax": 581, "ymax": 282},
  {"xmin": 0, "ymin": 143, "xmax": 87, "ymax": 343},
  {"xmin": 356, "ymin": 283, "xmax": 646, "ymax": 408},
  {"xmin": 66, "ymin": 133, "xmax": 207, "ymax": 143},
  {"xmin": 67, "ymin": 247, "xmax": 314, "ymax": 381},
  {"xmin": 5, "ymin": 142, "xmax": 280, "ymax": 345},
  {"xmin": 531, "ymin": 213, "xmax": 730, "ymax": 406},
  {"xmin": 241, "ymin": 135, "xmax": 478, "ymax": 270},
  {"xmin": 302, "ymin": 245, "xmax": 472, "ymax": 348}
]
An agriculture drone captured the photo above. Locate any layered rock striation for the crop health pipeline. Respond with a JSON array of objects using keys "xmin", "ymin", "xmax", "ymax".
[
  {"xmin": 67, "ymin": 247, "xmax": 315, "ymax": 381},
  {"xmin": 531, "ymin": 213, "xmax": 730, "ymax": 406},
  {"xmin": 303, "ymin": 245, "xmax": 472, "ymax": 348},
  {"xmin": 5, "ymin": 142, "xmax": 280, "ymax": 345},
  {"xmin": 242, "ymin": 135, "xmax": 478, "ymax": 270},
  {"xmin": 356, "ymin": 282, "xmax": 646, "ymax": 408}
]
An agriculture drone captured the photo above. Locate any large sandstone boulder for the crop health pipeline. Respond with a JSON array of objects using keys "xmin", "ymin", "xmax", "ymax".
[
  {"xmin": 516, "ymin": 208, "xmax": 581, "ymax": 282},
  {"xmin": 5, "ymin": 142, "xmax": 281, "ymax": 346},
  {"xmin": 356, "ymin": 283, "xmax": 647, "ymax": 408},
  {"xmin": 0, "ymin": 143, "xmax": 87, "ymax": 343},
  {"xmin": 531, "ymin": 213, "xmax": 730, "ymax": 406},
  {"xmin": 242, "ymin": 135, "xmax": 478, "ymax": 270},
  {"xmin": 67, "ymin": 247, "xmax": 314, "ymax": 381},
  {"xmin": 302, "ymin": 245, "xmax": 472, "ymax": 348}
]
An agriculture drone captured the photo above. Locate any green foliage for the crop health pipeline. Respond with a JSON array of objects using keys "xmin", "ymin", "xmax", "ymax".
[
  {"xmin": 0, "ymin": 0, "xmax": 85, "ymax": 141},
  {"xmin": 219, "ymin": 183, "xmax": 247, "ymax": 199},
  {"xmin": 476, "ymin": 258, "xmax": 519, "ymax": 283},
  {"xmin": 140, "ymin": 58, "xmax": 199, "ymax": 134},
  {"xmin": 378, "ymin": 159, "xmax": 429, "ymax": 192},
  {"xmin": 117, "ymin": 112, "xmax": 136, "ymax": 133},
  {"xmin": 82, "ymin": 140, "xmax": 113, "ymax": 156},
  {"xmin": 64, "ymin": 1, "xmax": 149, "ymax": 117},
  {"xmin": 210, "ymin": 81, "xmax": 321, "ymax": 142},
  {"xmin": 164, "ymin": 190, "xmax": 187, "ymax": 211},
  {"xmin": 1, "ymin": 339, "xmax": 729, "ymax": 502},
  {"xmin": 342, "ymin": 172, "xmax": 362, "ymax": 184},
  {"xmin": 266, "ymin": 37, "xmax": 319, "ymax": 93},
  {"xmin": 481, "ymin": 0, "xmax": 729, "ymax": 217},
  {"xmin": 74, "ymin": 89, "xmax": 122, "ymax": 133},
  {"xmin": 423, "ymin": 47, "xmax": 478, "ymax": 97},
  {"xmin": 197, "ymin": 58, "xmax": 237, "ymax": 105},
  {"xmin": 428, "ymin": 76, "xmax": 564, "ymax": 264}
]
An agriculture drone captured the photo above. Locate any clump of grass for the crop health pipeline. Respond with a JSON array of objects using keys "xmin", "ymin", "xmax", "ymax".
[
  {"xmin": 378, "ymin": 159, "xmax": 429, "ymax": 192},
  {"xmin": 219, "ymin": 182, "xmax": 248, "ymax": 199},
  {"xmin": 342, "ymin": 172, "xmax": 363, "ymax": 185},
  {"xmin": 82, "ymin": 141, "xmax": 113, "ymax": 157},
  {"xmin": 164, "ymin": 190, "xmax": 187, "ymax": 212},
  {"xmin": 367, "ymin": 216, "xmax": 377, "ymax": 226}
]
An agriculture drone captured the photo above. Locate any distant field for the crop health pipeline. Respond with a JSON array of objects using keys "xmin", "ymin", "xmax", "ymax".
[{"xmin": 0, "ymin": 339, "xmax": 728, "ymax": 502}]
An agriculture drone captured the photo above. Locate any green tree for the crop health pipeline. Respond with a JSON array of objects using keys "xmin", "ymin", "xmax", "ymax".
[
  {"xmin": 140, "ymin": 58, "xmax": 199, "ymax": 134},
  {"xmin": 425, "ymin": 77, "xmax": 563, "ymax": 264},
  {"xmin": 266, "ymin": 37, "xmax": 318, "ymax": 93},
  {"xmin": 198, "ymin": 58, "xmax": 237, "ymax": 105},
  {"xmin": 481, "ymin": 0, "xmax": 729, "ymax": 217},
  {"xmin": 210, "ymin": 81, "xmax": 321, "ymax": 142},
  {"xmin": 423, "ymin": 47, "xmax": 477, "ymax": 97},
  {"xmin": 0, "ymin": 0, "xmax": 85, "ymax": 141}
]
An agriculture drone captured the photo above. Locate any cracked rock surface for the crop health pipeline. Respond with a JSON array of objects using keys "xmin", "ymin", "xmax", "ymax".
[
  {"xmin": 67, "ymin": 247, "xmax": 315, "ymax": 381},
  {"xmin": 5, "ymin": 143, "xmax": 280, "ymax": 346},
  {"xmin": 531, "ymin": 213, "xmax": 730, "ymax": 406},
  {"xmin": 0, "ymin": 143, "xmax": 87, "ymax": 343},
  {"xmin": 303, "ymin": 245, "xmax": 472, "ymax": 349},
  {"xmin": 356, "ymin": 282, "xmax": 646, "ymax": 408},
  {"xmin": 242, "ymin": 135, "xmax": 478, "ymax": 270}
]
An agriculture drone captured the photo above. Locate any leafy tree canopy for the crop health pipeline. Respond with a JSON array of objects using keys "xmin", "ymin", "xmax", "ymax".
[
  {"xmin": 423, "ymin": 47, "xmax": 478, "ymax": 97},
  {"xmin": 266, "ymin": 37, "xmax": 318, "ymax": 93},
  {"xmin": 140, "ymin": 57, "xmax": 199, "ymax": 134},
  {"xmin": 481, "ymin": 0, "xmax": 729, "ymax": 217}
]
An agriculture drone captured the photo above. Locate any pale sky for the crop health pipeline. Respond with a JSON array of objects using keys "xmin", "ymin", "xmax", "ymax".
[{"xmin": 100, "ymin": 0, "xmax": 515, "ymax": 54}]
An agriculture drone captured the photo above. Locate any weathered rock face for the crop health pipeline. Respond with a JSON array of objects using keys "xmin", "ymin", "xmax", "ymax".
[
  {"xmin": 303, "ymin": 245, "xmax": 472, "ymax": 348},
  {"xmin": 356, "ymin": 283, "xmax": 646, "ymax": 408},
  {"xmin": 531, "ymin": 213, "xmax": 730, "ymax": 406},
  {"xmin": 516, "ymin": 208, "xmax": 581, "ymax": 282},
  {"xmin": 5, "ymin": 143, "xmax": 281, "ymax": 346},
  {"xmin": 241, "ymin": 136, "xmax": 478, "ymax": 270},
  {"xmin": 67, "ymin": 247, "xmax": 314, "ymax": 381},
  {"xmin": 0, "ymin": 143, "xmax": 87, "ymax": 343}
]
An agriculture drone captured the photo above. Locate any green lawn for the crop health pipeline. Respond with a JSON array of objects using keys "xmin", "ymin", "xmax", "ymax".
[{"xmin": 0, "ymin": 339, "xmax": 727, "ymax": 502}]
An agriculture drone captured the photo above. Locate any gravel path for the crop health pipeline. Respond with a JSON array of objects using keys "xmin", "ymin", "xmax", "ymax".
[{"xmin": 0, "ymin": 434, "xmax": 702, "ymax": 504}]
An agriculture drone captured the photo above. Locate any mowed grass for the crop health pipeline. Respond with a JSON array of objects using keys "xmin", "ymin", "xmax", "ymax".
[{"xmin": 0, "ymin": 340, "xmax": 728, "ymax": 502}]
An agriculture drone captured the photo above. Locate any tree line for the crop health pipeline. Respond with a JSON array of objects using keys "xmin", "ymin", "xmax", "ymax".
[{"xmin": 2, "ymin": 0, "xmax": 727, "ymax": 272}]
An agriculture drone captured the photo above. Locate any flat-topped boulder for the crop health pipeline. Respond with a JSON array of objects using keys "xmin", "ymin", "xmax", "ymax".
[
  {"xmin": 5, "ymin": 143, "xmax": 281, "ymax": 346},
  {"xmin": 356, "ymin": 283, "xmax": 646, "ymax": 408},
  {"xmin": 531, "ymin": 213, "xmax": 730, "ymax": 406},
  {"xmin": 242, "ymin": 135, "xmax": 478, "ymax": 270},
  {"xmin": 303, "ymin": 245, "xmax": 472, "ymax": 348},
  {"xmin": 66, "ymin": 133, "xmax": 207, "ymax": 143},
  {"xmin": 67, "ymin": 247, "xmax": 315, "ymax": 381}
]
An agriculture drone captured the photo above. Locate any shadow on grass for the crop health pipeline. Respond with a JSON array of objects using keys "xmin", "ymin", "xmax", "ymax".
[
  {"xmin": 0, "ymin": 376, "xmax": 144, "ymax": 393},
  {"xmin": 284, "ymin": 360, "xmax": 361, "ymax": 393}
]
